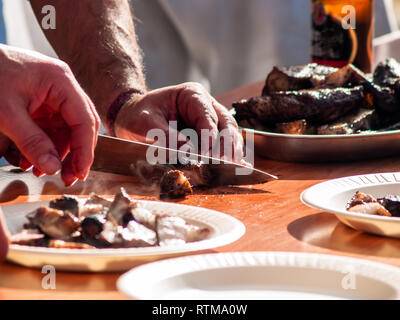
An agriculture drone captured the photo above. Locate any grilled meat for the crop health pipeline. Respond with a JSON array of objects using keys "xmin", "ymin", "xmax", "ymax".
[
  {"xmin": 378, "ymin": 195, "xmax": 400, "ymax": 217},
  {"xmin": 234, "ymin": 86, "xmax": 365, "ymax": 125},
  {"xmin": 27, "ymin": 206, "xmax": 80, "ymax": 240},
  {"xmin": 130, "ymin": 207, "xmax": 157, "ymax": 231},
  {"xmin": 121, "ymin": 220, "xmax": 157, "ymax": 247},
  {"xmin": 12, "ymin": 191, "xmax": 210, "ymax": 249},
  {"xmin": 319, "ymin": 64, "xmax": 370, "ymax": 89},
  {"xmin": 262, "ymin": 63, "xmax": 337, "ymax": 95},
  {"xmin": 275, "ymin": 120, "xmax": 310, "ymax": 135},
  {"xmin": 79, "ymin": 204, "xmax": 105, "ymax": 218},
  {"xmin": 81, "ymin": 214, "xmax": 107, "ymax": 240},
  {"xmin": 156, "ymin": 215, "xmax": 211, "ymax": 246},
  {"xmin": 132, "ymin": 159, "xmax": 213, "ymax": 195},
  {"xmin": 237, "ymin": 58, "xmax": 400, "ymax": 135},
  {"xmin": 10, "ymin": 229, "xmax": 47, "ymax": 247},
  {"xmin": 108, "ymin": 188, "xmax": 136, "ymax": 225},
  {"xmin": 160, "ymin": 170, "xmax": 193, "ymax": 199},
  {"xmin": 346, "ymin": 191, "xmax": 391, "ymax": 217},
  {"xmin": 373, "ymin": 58, "xmax": 400, "ymax": 88},
  {"xmin": 85, "ymin": 193, "xmax": 112, "ymax": 208},
  {"xmin": 49, "ymin": 195, "xmax": 79, "ymax": 217},
  {"xmin": 316, "ymin": 108, "xmax": 377, "ymax": 135}
]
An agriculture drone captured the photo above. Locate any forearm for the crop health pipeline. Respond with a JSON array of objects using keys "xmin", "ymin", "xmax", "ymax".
[{"xmin": 29, "ymin": 0, "xmax": 147, "ymax": 122}]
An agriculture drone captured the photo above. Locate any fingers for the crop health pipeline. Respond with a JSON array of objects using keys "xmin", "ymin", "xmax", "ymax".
[
  {"xmin": 0, "ymin": 208, "xmax": 10, "ymax": 262},
  {"xmin": 176, "ymin": 83, "xmax": 220, "ymax": 155},
  {"xmin": 0, "ymin": 110, "xmax": 62, "ymax": 175},
  {"xmin": 61, "ymin": 153, "xmax": 78, "ymax": 187},
  {"xmin": 212, "ymin": 99, "xmax": 244, "ymax": 162},
  {"xmin": 176, "ymin": 83, "xmax": 243, "ymax": 161},
  {"xmin": 3, "ymin": 142, "xmax": 21, "ymax": 168},
  {"xmin": 0, "ymin": 133, "xmax": 10, "ymax": 159},
  {"xmin": 46, "ymin": 72, "xmax": 99, "ymax": 181}
]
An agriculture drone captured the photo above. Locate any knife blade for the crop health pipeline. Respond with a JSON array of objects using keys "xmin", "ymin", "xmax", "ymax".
[{"xmin": 91, "ymin": 134, "xmax": 277, "ymax": 185}]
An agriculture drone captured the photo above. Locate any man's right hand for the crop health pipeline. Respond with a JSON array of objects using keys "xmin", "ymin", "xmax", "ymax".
[{"xmin": 0, "ymin": 45, "xmax": 100, "ymax": 186}]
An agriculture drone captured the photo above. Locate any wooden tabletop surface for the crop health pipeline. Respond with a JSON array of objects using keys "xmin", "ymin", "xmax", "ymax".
[{"xmin": 1, "ymin": 81, "xmax": 400, "ymax": 300}]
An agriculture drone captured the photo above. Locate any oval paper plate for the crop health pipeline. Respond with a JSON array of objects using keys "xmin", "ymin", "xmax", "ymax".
[{"xmin": 2, "ymin": 200, "xmax": 245, "ymax": 272}]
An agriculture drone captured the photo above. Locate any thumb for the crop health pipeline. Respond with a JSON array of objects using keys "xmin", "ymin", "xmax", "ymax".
[{"xmin": 0, "ymin": 110, "xmax": 61, "ymax": 175}]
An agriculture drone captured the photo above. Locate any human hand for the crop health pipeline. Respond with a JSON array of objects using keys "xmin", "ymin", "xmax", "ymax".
[
  {"xmin": 114, "ymin": 83, "xmax": 244, "ymax": 161},
  {"xmin": 0, "ymin": 208, "xmax": 9, "ymax": 262},
  {"xmin": 0, "ymin": 45, "xmax": 100, "ymax": 186}
]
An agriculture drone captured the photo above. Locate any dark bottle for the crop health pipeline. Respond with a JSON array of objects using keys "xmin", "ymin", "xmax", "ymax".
[{"xmin": 311, "ymin": 0, "xmax": 374, "ymax": 73}]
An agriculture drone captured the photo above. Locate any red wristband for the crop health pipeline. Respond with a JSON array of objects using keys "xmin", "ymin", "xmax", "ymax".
[{"xmin": 106, "ymin": 91, "xmax": 140, "ymax": 136}]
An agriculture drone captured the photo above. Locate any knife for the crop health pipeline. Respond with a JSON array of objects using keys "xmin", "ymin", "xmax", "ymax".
[{"xmin": 91, "ymin": 134, "xmax": 277, "ymax": 186}]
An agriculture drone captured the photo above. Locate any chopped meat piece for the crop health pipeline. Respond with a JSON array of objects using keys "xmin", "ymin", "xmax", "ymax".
[
  {"xmin": 79, "ymin": 204, "xmax": 105, "ymax": 218},
  {"xmin": 98, "ymin": 222, "xmax": 122, "ymax": 247},
  {"xmin": 346, "ymin": 191, "xmax": 391, "ymax": 217},
  {"xmin": 27, "ymin": 206, "xmax": 80, "ymax": 240},
  {"xmin": 49, "ymin": 195, "xmax": 79, "ymax": 217},
  {"xmin": 156, "ymin": 215, "xmax": 210, "ymax": 246},
  {"xmin": 160, "ymin": 170, "xmax": 193, "ymax": 199},
  {"xmin": 108, "ymin": 188, "xmax": 136, "ymax": 225},
  {"xmin": 348, "ymin": 202, "xmax": 392, "ymax": 217},
  {"xmin": 347, "ymin": 191, "xmax": 378, "ymax": 208},
  {"xmin": 120, "ymin": 220, "xmax": 157, "ymax": 247},
  {"xmin": 130, "ymin": 207, "xmax": 157, "ymax": 230},
  {"xmin": 81, "ymin": 214, "xmax": 107, "ymax": 239},
  {"xmin": 179, "ymin": 161, "xmax": 213, "ymax": 187},
  {"xmin": 378, "ymin": 195, "xmax": 400, "ymax": 217}
]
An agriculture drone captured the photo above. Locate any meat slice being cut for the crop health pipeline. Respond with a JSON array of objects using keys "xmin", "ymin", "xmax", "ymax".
[
  {"xmin": 262, "ymin": 63, "xmax": 338, "ymax": 95},
  {"xmin": 160, "ymin": 170, "xmax": 193, "ymax": 199},
  {"xmin": 234, "ymin": 86, "xmax": 365, "ymax": 125}
]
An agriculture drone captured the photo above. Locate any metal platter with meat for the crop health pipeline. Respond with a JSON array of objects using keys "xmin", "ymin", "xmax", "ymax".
[
  {"xmin": 10, "ymin": 188, "xmax": 210, "ymax": 249},
  {"xmin": 233, "ymin": 58, "xmax": 400, "ymax": 135}
]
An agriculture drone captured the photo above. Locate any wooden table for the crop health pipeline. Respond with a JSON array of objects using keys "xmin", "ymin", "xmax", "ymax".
[{"xmin": 1, "ymin": 82, "xmax": 400, "ymax": 300}]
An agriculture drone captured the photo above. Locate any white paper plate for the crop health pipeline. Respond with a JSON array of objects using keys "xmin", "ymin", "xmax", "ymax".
[
  {"xmin": 117, "ymin": 251, "xmax": 400, "ymax": 300},
  {"xmin": 2, "ymin": 200, "xmax": 245, "ymax": 272},
  {"xmin": 301, "ymin": 172, "xmax": 400, "ymax": 238}
]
